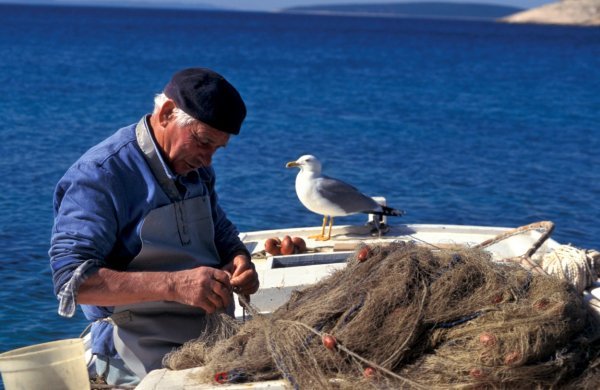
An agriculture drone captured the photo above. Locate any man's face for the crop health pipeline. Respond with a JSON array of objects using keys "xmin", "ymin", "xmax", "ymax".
[{"xmin": 162, "ymin": 120, "xmax": 230, "ymax": 175}]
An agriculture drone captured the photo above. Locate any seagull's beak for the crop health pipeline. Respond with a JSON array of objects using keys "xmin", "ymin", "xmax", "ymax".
[{"xmin": 286, "ymin": 161, "xmax": 300, "ymax": 168}]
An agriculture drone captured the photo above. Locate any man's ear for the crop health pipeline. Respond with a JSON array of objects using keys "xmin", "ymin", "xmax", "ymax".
[{"xmin": 158, "ymin": 99, "xmax": 177, "ymax": 128}]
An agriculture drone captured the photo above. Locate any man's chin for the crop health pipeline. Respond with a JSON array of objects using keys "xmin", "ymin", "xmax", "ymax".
[
  {"xmin": 173, "ymin": 162, "xmax": 194, "ymax": 176},
  {"xmin": 178, "ymin": 161, "xmax": 210, "ymax": 175}
]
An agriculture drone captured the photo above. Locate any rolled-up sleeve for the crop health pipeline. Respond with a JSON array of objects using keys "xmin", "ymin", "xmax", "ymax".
[{"xmin": 49, "ymin": 162, "xmax": 125, "ymax": 317}]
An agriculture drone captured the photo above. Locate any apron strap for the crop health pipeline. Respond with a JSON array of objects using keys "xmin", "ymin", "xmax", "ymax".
[{"xmin": 135, "ymin": 117, "xmax": 182, "ymax": 202}]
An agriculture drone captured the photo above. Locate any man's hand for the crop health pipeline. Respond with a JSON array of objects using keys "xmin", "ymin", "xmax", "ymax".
[
  {"xmin": 222, "ymin": 254, "xmax": 259, "ymax": 296},
  {"xmin": 169, "ymin": 267, "xmax": 233, "ymax": 314}
]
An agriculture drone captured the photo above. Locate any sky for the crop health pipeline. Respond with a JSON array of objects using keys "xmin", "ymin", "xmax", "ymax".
[{"xmin": 6, "ymin": 0, "xmax": 556, "ymax": 11}]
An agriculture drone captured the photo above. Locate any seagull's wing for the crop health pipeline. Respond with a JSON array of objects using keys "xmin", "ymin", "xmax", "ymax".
[{"xmin": 315, "ymin": 175, "xmax": 380, "ymax": 214}]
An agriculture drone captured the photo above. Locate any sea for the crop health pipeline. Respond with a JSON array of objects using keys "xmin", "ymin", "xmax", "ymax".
[{"xmin": 0, "ymin": 3, "xmax": 599, "ymax": 362}]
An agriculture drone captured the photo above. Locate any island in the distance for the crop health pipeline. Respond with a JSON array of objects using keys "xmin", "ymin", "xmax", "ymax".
[
  {"xmin": 281, "ymin": 1, "xmax": 600, "ymax": 26},
  {"xmin": 281, "ymin": 2, "xmax": 524, "ymax": 20},
  {"xmin": 501, "ymin": 0, "xmax": 600, "ymax": 26}
]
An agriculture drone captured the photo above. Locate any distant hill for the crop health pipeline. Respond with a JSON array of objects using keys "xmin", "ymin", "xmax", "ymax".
[
  {"xmin": 283, "ymin": 2, "xmax": 524, "ymax": 20},
  {"xmin": 501, "ymin": 0, "xmax": 600, "ymax": 26}
]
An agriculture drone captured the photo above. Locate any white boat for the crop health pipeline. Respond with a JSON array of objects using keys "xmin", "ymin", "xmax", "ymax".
[
  {"xmin": 131, "ymin": 213, "xmax": 600, "ymax": 389},
  {"xmin": 232, "ymin": 219, "xmax": 559, "ymax": 318}
]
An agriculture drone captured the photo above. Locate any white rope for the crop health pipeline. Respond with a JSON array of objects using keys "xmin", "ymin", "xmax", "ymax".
[{"xmin": 541, "ymin": 245, "xmax": 599, "ymax": 294}]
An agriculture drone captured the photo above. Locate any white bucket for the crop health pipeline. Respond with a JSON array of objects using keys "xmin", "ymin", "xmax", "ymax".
[{"xmin": 0, "ymin": 338, "xmax": 90, "ymax": 390}]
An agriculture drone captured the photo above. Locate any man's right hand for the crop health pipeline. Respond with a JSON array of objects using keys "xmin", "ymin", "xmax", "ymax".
[{"xmin": 168, "ymin": 267, "xmax": 233, "ymax": 313}]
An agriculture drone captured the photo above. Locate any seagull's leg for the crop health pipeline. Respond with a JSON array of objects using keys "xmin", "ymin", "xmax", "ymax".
[
  {"xmin": 312, "ymin": 216, "xmax": 334, "ymax": 241},
  {"xmin": 309, "ymin": 216, "xmax": 328, "ymax": 239},
  {"xmin": 326, "ymin": 216, "xmax": 334, "ymax": 240}
]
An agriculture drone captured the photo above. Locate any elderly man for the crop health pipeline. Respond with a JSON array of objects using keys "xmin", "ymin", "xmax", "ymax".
[{"xmin": 49, "ymin": 68, "xmax": 259, "ymax": 385}]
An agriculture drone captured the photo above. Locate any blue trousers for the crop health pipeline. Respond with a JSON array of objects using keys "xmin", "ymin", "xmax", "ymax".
[{"xmin": 95, "ymin": 354, "xmax": 140, "ymax": 386}]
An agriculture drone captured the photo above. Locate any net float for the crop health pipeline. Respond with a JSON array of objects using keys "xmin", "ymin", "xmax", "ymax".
[
  {"xmin": 280, "ymin": 235, "xmax": 295, "ymax": 255},
  {"xmin": 469, "ymin": 367, "xmax": 485, "ymax": 379},
  {"xmin": 291, "ymin": 236, "xmax": 307, "ymax": 253},
  {"xmin": 358, "ymin": 246, "xmax": 371, "ymax": 262},
  {"xmin": 504, "ymin": 351, "xmax": 522, "ymax": 366},
  {"xmin": 214, "ymin": 371, "xmax": 228, "ymax": 384},
  {"xmin": 363, "ymin": 367, "xmax": 376, "ymax": 378},
  {"xmin": 264, "ymin": 237, "xmax": 281, "ymax": 256},
  {"xmin": 491, "ymin": 293, "xmax": 503, "ymax": 304},
  {"xmin": 478, "ymin": 332, "xmax": 497, "ymax": 347},
  {"xmin": 533, "ymin": 298, "xmax": 550, "ymax": 310},
  {"xmin": 322, "ymin": 334, "xmax": 337, "ymax": 350}
]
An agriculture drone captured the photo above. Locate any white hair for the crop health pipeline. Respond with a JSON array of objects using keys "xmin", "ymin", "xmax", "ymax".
[{"xmin": 153, "ymin": 93, "xmax": 200, "ymax": 128}]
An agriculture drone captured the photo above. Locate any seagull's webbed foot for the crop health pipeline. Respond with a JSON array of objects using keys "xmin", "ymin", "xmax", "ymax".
[
  {"xmin": 309, "ymin": 215, "xmax": 329, "ymax": 240},
  {"xmin": 309, "ymin": 215, "xmax": 334, "ymax": 240}
]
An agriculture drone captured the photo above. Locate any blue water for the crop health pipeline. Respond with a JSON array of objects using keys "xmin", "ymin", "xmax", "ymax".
[{"xmin": 0, "ymin": 4, "xmax": 599, "ymax": 358}]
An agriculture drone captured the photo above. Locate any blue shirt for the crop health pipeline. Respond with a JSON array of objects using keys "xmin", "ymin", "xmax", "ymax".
[{"xmin": 49, "ymin": 116, "xmax": 248, "ymax": 356}]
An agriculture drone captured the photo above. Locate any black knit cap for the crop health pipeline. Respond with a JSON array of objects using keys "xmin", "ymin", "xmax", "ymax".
[{"xmin": 163, "ymin": 68, "xmax": 246, "ymax": 135}]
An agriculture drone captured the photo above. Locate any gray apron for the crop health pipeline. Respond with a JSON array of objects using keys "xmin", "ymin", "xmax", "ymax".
[{"xmin": 111, "ymin": 118, "xmax": 230, "ymax": 378}]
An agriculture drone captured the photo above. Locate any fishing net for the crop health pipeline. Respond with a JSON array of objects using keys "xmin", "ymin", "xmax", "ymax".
[{"xmin": 163, "ymin": 242, "xmax": 600, "ymax": 389}]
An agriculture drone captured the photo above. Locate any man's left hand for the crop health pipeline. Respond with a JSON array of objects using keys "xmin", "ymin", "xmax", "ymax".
[{"xmin": 223, "ymin": 254, "xmax": 259, "ymax": 296}]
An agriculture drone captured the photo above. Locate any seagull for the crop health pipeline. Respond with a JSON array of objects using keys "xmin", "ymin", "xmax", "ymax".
[{"xmin": 285, "ymin": 155, "xmax": 405, "ymax": 241}]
